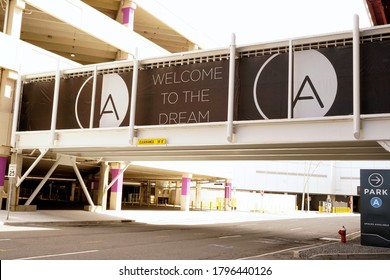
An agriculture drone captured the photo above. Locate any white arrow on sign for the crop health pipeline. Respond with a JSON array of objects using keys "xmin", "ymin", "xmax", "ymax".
[{"xmin": 368, "ymin": 173, "xmax": 384, "ymax": 187}]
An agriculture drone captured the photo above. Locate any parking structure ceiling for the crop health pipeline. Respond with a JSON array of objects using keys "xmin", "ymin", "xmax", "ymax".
[{"xmin": 0, "ymin": 0, "xmax": 198, "ymax": 64}]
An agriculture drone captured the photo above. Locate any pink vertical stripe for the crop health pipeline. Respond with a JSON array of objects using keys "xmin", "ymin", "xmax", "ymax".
[
  {"xmin": 122, "ymin": 7, "xmax": 135, "ymax": 25},
  {"xmin": 0, "ymin": 157, "xmax": 7, "ymax": 186},
  {"xmin": 110, "ymin": 169, "xmax": 123, "ymax": 193},
  {"xmin": 181, "ymin": 177, "xmax": 191, "ymax": 195},
  {"xmin": 225, "ymin": 182, "xmax": 232, "ymax": 199}
]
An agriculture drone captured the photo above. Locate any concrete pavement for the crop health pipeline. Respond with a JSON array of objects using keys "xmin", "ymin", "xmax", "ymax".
[{"xmin": 1, "ymin": 209, "xmax": 389, "ymax": 259}]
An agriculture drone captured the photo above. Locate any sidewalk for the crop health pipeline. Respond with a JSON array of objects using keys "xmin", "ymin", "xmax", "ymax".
[{"xmin": 0, "ymin": 208, "xmax": 328, "ymax": 226}]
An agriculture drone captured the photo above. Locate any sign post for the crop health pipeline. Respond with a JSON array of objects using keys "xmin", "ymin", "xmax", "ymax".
[
  {"xmin": 360, "ymin": 169, "xmax": 390, "ymax": 247},
  {"xmin": 6, "ymin": 164, "xmax": 17, "ymax": 220}
]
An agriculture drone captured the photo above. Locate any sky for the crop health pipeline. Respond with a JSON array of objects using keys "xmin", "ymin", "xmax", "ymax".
[{"xmin": 137, "ymin": 0, "xmax": 372, "ymax": 49}]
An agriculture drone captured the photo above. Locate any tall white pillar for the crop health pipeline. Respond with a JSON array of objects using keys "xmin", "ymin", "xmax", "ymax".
[
  {"xmin": 109, "ymin": 163, "xmax": 124, "ymax": 210},
  {"xmin": 121, "ymin": 0, "xmax": 137, "ymax": 30},
  {"xmin": 224, "ymin": 179, "xmax": 232, "ymax": 211},
  {"xmin": 117, "ymin": 0, "xmax": 137, "ymax": 60},
  {"xmin": 195, "ymin": 182, "xmax": 202, "ymax": 209},
  {"xmin": 181, "ymin": 173, "xmax": 192, "ymax": 211},
  {"xmin": 1, "ymin": 0, "xmax": 25, "ymax": 212}
]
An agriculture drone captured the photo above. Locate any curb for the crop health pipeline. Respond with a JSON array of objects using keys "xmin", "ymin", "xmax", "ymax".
[
  {"xmin": 2, "ymin": 219, "xmax": 135, "ymax": 227},
  {"xmin": 308, "ymin": 252, "xmax": 390, "ymax": 260}
]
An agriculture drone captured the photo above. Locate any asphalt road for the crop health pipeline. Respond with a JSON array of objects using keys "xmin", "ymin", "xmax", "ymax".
[{"xmin": 0, "ymin": 215, "xmax": 360, "ymax": 260}]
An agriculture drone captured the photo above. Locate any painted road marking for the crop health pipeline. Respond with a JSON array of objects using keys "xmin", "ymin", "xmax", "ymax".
[
  {"xmin": 290, "ymin": 227, "xmax": 303, "ymax": 231},
  {"xmin": 209, "ymin": 244, "xmax": 233, "ymax": 249},
  {"xmin": 16, "ymin": 250, "xmax": 99, "ymax": 260},
  {"xmin": 219, "ymin": 235, "xmax": 241, "ymax": 239}
]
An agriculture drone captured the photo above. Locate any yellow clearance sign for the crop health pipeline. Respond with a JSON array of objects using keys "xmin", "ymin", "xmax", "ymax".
[{"xmin": 137, "ymin": 138, "xmax": 167, "ymax": 145}]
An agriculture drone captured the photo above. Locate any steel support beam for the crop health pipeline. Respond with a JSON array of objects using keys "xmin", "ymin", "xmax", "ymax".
[
  {"xmin": 16, "ymin": 148, "xmax": 47, "ymax": 187},
  {"xmin": 25, "ymin": 154, "xmax": 61, "ymax": 205},
  {"xmin": 72, "ymin": 160, "xmax": 95, "ymax": 207}
]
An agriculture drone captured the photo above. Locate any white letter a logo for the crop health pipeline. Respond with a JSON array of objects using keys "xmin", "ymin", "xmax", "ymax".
[{"xmin": 100, "ymin": 74, "xmax": 129, "ymax": 127}]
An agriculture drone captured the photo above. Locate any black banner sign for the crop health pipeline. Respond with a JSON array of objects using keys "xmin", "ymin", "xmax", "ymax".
[
  {"xmin": 18, "ymin": 41, "xmax": 390, "ymax": 131},
  {"xmin": 20, "ymin": 80, "xmax": 55, "ymax": 131},
  {"xmin": 361, "ymin": 40, "xmax": 390, "ymax": 114},
  {"xmin": 20, "ymin": 72, "xmax": 133, "ymax": 131},
  {"xmin": 238, "ymin": 47, "xmax": 353, "ymax": 120},
  {"xmin": 360, "ymin": 169, "xmax": 390, "ymax": 248},
  {"xmin": 136, "ymin": 60, "xmax": 229, "ymax": 125}
]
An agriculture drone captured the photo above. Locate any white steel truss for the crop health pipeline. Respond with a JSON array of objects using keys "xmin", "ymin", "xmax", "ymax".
[{"xmin": 12, "ymin": 21, "xmax": 390, "ymax": 161}]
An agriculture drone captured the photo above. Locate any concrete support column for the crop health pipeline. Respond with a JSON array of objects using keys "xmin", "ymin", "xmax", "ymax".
[
  {"xmin": 97, "ymin": 162, "xmax": 109, "ymax": 210},
  {"xmin": 109, "ymin": 163, "xmax": 124, "ymax": 211},
  {"xmin": 1, "ymin": 1, "xmax": 25, "ymax": 208},
  {"xmin": 70, "ymin": 182, "xmax": 76, "ymax": 202},
  {"xmin": 117, "ymin": 0, "xmax": 137, "ymax": 60},
  {"xmin": 224, "ymin": 179, "xmax": 232, "ymax": 211},
  {"xmin": 349, "ymin": 196, "xmax": 353, "ymax": 213},
  {"xmin": 1, "ymin": 0, "xmax": 25, "ymax": 136},
  {"xmin": 0, "ymin": 71, "xmax": 15, "ymax": 151},
  {"xmin": 139, "ymin": 183, "xmax": 144, "ymax": 206},
  {"xmin": 3, "ymin": 0, "xmax": 25, "ymax": 37},
  {"xmin": 195, "ymin": 182, "xmax": 202, "ymax": 209},
  {"xmin": 91, "ymin": 178, "xmax": 99, "ymax": 203},
  {"xmin": 121, "ymin": 1, "xmax": 137, "ymax": 30},
  {"xmin": 175, "ymin": 180, "xmax": 180, "ymax": 207},
  {"xmin": 180, "ymin": 174, "xmax": 192, "ymax": 211}
]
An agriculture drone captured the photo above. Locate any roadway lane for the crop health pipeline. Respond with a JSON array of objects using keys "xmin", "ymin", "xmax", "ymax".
[{"xmin": 0, "ymin": 215, "xmax": 360, "ymax": 260}]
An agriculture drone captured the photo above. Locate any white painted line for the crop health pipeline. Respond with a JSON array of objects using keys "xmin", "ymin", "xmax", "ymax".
[
  {"xmin": 0, "ymin": 239, "xmax": 11, "ymax": 242},
  {"xmin": 16, "ymin": 250, "xmax": 99, "ymax": 260},
  {"xmin": 320, "ymin": 237, "xmax": 339, "ymax": 241},
  {"xmin": 219, "ymin": 235, "xmax": 241, "ymax": 239},
  {"xmin": 209, "ymin": 244, "xmax": 233, "ymax": 249},
  {"xmin": 290, "ymin": 227, "xmax": 303, "ymax": 231}
]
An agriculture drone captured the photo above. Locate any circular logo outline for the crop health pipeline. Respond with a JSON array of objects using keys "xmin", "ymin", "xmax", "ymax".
[
  {"xmin": 253, "ymin": 50, "xmax": 338, "ymax": 119},
  {"xmin": 370, "ymin": 197, "xmax": 383, "ymax": 208},
  {"xmin": 75, "ymin": 76, "xmax": 94, "ymax": 129},
  {"xmin": 368, "ymin": 173, "xmax": 384, "ymax": 188},
  {"xmin": 253, "ymin": 53, "xmax": 279, "ymax": 120}
]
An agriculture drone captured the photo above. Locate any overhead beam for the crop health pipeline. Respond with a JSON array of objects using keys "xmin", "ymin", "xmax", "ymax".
[
  {"xmin": 83, "ymin": 0, "xmax": 120, "ymax": 15},
  {"xmin": 25, "ymin": 0, "xmax": 170, "ymax": 59},
  {"xmin": 0, "ymin": 32, "xmax": 79, "ymax": 73},
  {"xmin": 24, "ymin": 40, "xmax": 117, "ymax": 60},
  {"xmin": 366, "ymin": 0, "xmax": 388, "ymax": 25}
]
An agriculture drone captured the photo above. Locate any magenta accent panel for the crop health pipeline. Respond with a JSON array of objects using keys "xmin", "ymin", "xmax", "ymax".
[
  {"xmin": 122, "ymin": 7, "xmax": 130, "ymax": 24},
  {"xmin": 224, "ymin": 182, "xmax": 232, "ymax": 198},
  {"xmin": 0, "ymin": 157, "xmax": 7, "ymax": 186},
  {"xmin": 181, "ymin": 177, "xmax": 191, "ymax": 195},
  {"xmin": 122, "ymin": 7, "xmax": 135, "ymax": 25},
  {"xmin": 110, "ymin": 169, "xmax": 124, "ymax": 193}
]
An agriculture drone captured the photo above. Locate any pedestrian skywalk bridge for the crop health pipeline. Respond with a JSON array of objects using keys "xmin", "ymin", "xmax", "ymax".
[{"xmin": 13, "ymin": 21, "xmax": 390, "ymax": 161}]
